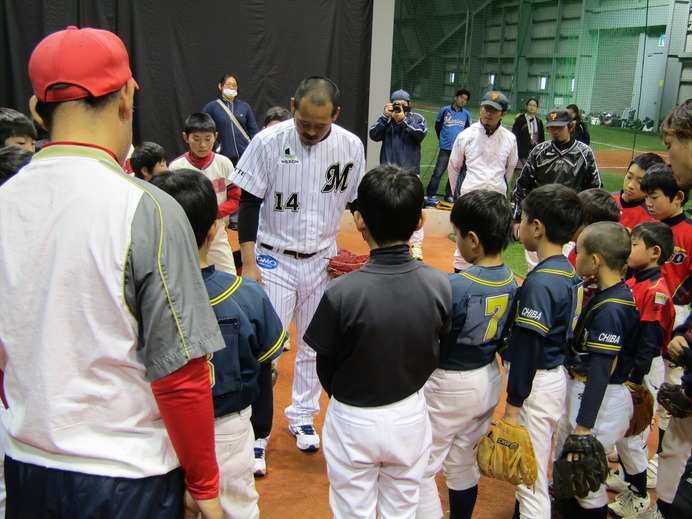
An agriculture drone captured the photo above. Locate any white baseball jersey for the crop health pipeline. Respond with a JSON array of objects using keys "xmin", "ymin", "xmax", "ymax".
[
  {"xmin": 231, "ymin": 119, "xmax": 365, "ymax": 254},
  {"xmin": 169, "ymin": 152, "xmax": 237, "ymax": 274},
  {"xmin": 448, "ymin": 121, "xmax": 518, "ymax": 196}
]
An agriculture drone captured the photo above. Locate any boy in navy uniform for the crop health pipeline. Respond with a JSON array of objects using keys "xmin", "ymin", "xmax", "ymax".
[
  {"xmin": 150, "ymin": 170, "xmax": 285, "ymax": 518},
  {"xmin": 417, "ymin": 190, "xmax": 518, "ymax": 519},
  {"xmin": 606, "ymin": 222, "xmax": 675, "ymax": 516},
  {"xmin": 555, "ymin": 221, "xmax": 640, "ymax": 518},
  {"xmin": 500, "ymin": 183, "xmax": 584, "ymax": 518},
  {"xmin": 305, "ymin": 164, "xmax": 452, "ymax": 518}
]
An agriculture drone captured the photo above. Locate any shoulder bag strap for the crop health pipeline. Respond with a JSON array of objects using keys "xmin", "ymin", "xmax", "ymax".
[{"xmin": 216, "ymin": 99, "xmax": 251, "ymax": 143}]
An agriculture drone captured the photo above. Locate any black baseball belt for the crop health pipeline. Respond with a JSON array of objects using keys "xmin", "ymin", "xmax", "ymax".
[{"xmin": 260, "ymin": 243, "xmax": 316, "ymax": 259}]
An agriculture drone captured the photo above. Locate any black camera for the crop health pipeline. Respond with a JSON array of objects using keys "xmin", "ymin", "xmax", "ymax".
[{"xmin": 392, "ymin": 102, "xmax": 403, "ymax": 114}]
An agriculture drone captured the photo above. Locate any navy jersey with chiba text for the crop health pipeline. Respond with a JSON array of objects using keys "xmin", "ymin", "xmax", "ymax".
[
  {"xmin": 501, "ymin": 254, "xmax": 583, "ymax": 369},
  {"xmin": 440, "ymin": 265, "xmax": 518, "ymax": 370},
  {"xmin": 568, "ymin": 281, "xmax": 640, "ymax": 383}
]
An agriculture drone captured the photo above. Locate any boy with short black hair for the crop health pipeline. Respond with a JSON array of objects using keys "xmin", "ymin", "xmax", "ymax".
[
  {"xmin": 554, "ymin": 221, "xmax": 640, "ymax": 517},
  {"xmin": 130, "ymin": 141, "xmax": 168, "ymax": 181},
  {"xmin": 169, "ymin": 112, "xmax": 239, "ymax": 274},
  {"xmin": 0, "ymin": 108, "xmax": 37, "ymax": 152},
  {"xmin": 614, "ymin": 153, "xmax": 664, "ymax": 230},
  {"xmin": 500, "ymin": 183, "xmax": 584, "ymax": 518},
  {"xmin": 0, "ymin": 145, "xmax": 33, "ymax": 186},
  {"xmin": 150, "ymin": 169, "xmax": 285, "ymax": 519},
  {"xmin": 605, "ymin": 222, "xmax": 675, "ymax": 516},
  {"xmin": 418, "ymin": 189, "xmax": 518, "ymax": 519},
  {"xmin": 305, "ymin": 164, "xmax": 452, "ymax": 518}
]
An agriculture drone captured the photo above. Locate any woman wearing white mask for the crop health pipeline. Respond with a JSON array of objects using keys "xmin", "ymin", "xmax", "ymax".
[{"xmin": 203, "ymin": 74, "xmax": 260, "ymax": 166}]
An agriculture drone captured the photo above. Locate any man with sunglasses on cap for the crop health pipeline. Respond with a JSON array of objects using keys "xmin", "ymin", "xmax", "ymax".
[
  {"xmin": 512, "ymin": 107, "xmax": 602, "ymax": 269},
  {"xmin": 0, "ymin": 27, "xmax": 225, "ymax": 518},
  {"xmin": 447, "ymin": 90, "xmax": 518, "ymax": 271}
]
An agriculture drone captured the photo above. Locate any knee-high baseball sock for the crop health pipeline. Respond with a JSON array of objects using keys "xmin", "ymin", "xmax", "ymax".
[{"xmin": 448, "ymin": 485, "xmax": 477, "ymax": 519}]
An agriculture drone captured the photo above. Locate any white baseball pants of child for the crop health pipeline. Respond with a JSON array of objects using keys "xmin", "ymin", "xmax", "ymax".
[
  {"xmin": 616, "ymin": 356, "xmax": 664, "ymax": 475},
  {"xmin": 505, "ymin": 364, "xmax": 566, "ymax": 519},
  {"xmin": 216, "ymin": 406, "xmax": 259, "ymax": 519},
  {"xmin": 417, "ymin": 362, "xmax": 503, "ymax": 519},
  {"xmin": 323, "ymin": 391, "xmax": 432, "ymax": 519},
  {"xmin": 554, "ymin": 379, "xmax": 632, "ymax": 509},
  {"xmin": 657, "ymin": 414, "xmax": 692, "ymax": 504}
]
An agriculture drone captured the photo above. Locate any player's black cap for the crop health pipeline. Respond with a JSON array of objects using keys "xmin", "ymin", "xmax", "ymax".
[{"xmin": 546, "ymin": 108, "xmax": 573, "ymax": 127}]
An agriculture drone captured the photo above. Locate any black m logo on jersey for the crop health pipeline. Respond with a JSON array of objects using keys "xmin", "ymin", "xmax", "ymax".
[{"xmin": 322, "ymin": 162, "xmax": 353, "ymax": 193}]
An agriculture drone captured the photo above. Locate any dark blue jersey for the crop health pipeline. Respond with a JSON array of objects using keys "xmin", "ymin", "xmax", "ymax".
[
  {"xmin": 502, "ymin": 255, "xmax": 583, "ymax": 367},
  {"xmin": 203, "ymin": 266, "xmax": 286, "ymax": 417},
  {"xmin": 568, "ymin": 281, "xmax": 640, "ymax": 384},
  {"xmin": 440, "ymin": 265, "xmax": 518, "ymax": 370}
]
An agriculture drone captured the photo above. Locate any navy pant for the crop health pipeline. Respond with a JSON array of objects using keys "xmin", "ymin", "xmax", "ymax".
[{"xmin": 5, "ymin": 456, "xmax": 185, "ymax": 519}]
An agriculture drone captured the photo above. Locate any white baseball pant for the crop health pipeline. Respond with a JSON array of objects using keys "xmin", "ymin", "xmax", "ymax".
[
  {"xmin": 616, "ymin": 356, "xmax": 664, "ymax": 475},
  {"xmin": 505, "ymin": 364, "xmax": 566, "ymax": 519},
  {"xmin": 256, "ymin": 243, "xmax": 336, "ymax": 427},
  {"xmin": 656, "ymin": 414, "xmax": 692, "ymax": 504},
  {"xmin": 554, "ymin": 379, "xmax": 632, "ymax": 509},
  {"xmin": 323, "ymin": 392, "xmax": 432, "ymax": 519},
  {"xmin": 216, "ymin": 406, "xmax": 259, "ymax": 519},
  {"xmin": 417, "ymin": 362, "xmax": 503, "ymax": 519}
]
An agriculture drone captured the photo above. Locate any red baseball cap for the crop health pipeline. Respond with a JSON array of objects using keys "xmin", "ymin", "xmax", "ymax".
[{"xmin": 29, "ymin": 26, "xmax": 138, "ymax": 103}]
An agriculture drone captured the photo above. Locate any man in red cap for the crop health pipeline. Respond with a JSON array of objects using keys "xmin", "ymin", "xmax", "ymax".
[{"xmin": 0, "ymin": 27, "xmax": 224, "ymax": 518}]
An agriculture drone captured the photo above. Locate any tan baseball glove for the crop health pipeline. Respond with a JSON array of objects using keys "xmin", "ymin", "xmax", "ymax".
[
  {"xmin": 624, "ymin": 382, "xmax": 654, "ymax": 436},
  {"xmin": 477, "ymin": 419, "xmax": 537, "ymax": 489}
]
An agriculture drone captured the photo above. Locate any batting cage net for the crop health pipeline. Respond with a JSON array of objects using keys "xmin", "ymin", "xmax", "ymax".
[{"xmin": 387, "ymin": 0, "xmax": 692, "ymax": 196}]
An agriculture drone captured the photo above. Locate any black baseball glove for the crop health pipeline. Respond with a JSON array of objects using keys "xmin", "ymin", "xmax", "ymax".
[
  {"xmin": 552, "ymin": 434, "xmax": 609, "ymax": 499},
  {"xmin": 657, "ymin": 382, "xmax": 692, "ymax": 419}
]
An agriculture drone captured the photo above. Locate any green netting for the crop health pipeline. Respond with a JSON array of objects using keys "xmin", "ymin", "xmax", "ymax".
[{"xmin": 389, "ymin": 0, "xmax": 689, "ymax": 197}]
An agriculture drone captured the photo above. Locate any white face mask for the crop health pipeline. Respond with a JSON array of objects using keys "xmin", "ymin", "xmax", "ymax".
[{"xmin": 222, "ymin": 88, "xmax": 237, "ymax": 98}]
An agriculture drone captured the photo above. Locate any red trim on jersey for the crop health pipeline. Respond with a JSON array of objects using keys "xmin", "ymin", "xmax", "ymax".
[
  {"xmin": 186, "ymin": 151, "xmax": 214, "ymax": 170},
  {"xmin": 151, "ymin": 357, "xmax": 219, "ymax": 500},
  {"xmin": 43, "ymin": 141, "xmax": 120, "ymax": 163}
]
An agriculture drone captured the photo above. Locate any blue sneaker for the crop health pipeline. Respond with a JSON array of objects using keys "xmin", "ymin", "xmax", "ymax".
[{"xmin": 426, "ymin": 196, "xmax": 439, "ymax": 207}]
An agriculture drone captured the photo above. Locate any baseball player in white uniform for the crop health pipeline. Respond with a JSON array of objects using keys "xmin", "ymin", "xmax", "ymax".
[{"xmin": 230, "ymin": 77, "xmax": 366, "ymax": 456}]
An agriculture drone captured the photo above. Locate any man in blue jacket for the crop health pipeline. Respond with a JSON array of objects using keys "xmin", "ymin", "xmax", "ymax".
[{"xmin": 369, "ymin": 89, "xmax": 428, "ymax": 260}]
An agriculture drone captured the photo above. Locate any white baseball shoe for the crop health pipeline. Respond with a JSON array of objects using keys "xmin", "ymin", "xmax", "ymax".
[
  {"xmin": 607, "ymin": 487, "xmax": 651, "ymax": 518},
  {"xmin": 605, "ymin": 468, "xmax": 630, "ymax": 494},
  {"xmin": 646, "ymin": 454, "xmax": 658, "ymax": 489},
  {"xmin": 410, "ymin": 245, "xmax": 424, "ymax": 261},
  {"xmin": 289, "ymin": 424, "xmax": 320, "ymax": 452},
  {"xmin": 631, "ymin": 506, "xmax": 664, "ymax": 518},
  {"xmin": 254, "ymin": 437, "xmax": 268, "ymax": 477},
  {"xmin": 607, "ymin": 447, "xmax": 619, "ymax": 462}
]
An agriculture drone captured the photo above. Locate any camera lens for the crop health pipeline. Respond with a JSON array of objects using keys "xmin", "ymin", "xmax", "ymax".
[{"xmin": 393, "ymin": 104, "xmax": 402, "ymax": 113}]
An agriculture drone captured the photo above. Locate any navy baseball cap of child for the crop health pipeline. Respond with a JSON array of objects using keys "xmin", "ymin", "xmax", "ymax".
[{"xmin": 546, "ymin": 108, "xmax": 573, "ymax": 127}]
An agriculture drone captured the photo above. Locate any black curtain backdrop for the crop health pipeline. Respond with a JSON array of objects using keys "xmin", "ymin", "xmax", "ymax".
[{"xmin": 1, "ymin": 0, "xmax": 373, "ymax": 160}]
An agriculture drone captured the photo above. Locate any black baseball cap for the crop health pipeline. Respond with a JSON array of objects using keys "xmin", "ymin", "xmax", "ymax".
[
  {"xmin": 546, "ymin": 108, "xmax": 573, "ymax": 127},
  {"xmin": 481, "ymin": 91, "xmax": 508, "ymax": 111}
]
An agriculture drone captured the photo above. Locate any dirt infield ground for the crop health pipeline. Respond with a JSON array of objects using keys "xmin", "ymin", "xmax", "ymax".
[{"xmin": 594, "ymin": 148, "xmax": 669, "ymax": 172}]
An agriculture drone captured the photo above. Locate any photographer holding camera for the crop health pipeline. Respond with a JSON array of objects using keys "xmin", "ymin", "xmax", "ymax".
[{"xmin": 369, "ymin": 89, "xmax": 428, "ymax": 260}]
